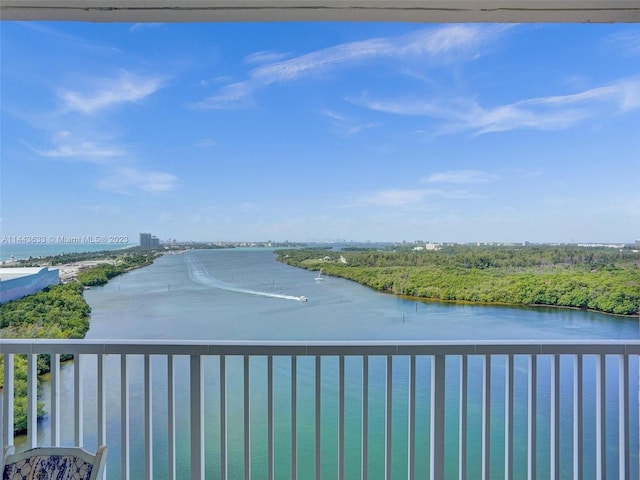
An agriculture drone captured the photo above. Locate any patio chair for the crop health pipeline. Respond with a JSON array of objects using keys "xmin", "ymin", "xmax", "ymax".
[{"xmin": 2, "ymin": 445, "xmax": 107, "ymax": 480}]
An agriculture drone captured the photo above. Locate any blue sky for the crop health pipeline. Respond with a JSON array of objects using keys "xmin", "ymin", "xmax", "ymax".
[{"xmin": 1, "ymin": 22, "xmax": 639, "ymax": 244}]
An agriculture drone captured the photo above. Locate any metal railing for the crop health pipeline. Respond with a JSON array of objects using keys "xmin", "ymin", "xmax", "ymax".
[{"xmin": 1, "ymin": 339, "xmax": 639, "ymax": 480}]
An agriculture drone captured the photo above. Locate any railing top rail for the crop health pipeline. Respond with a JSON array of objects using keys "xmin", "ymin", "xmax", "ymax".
[{"xmin": 1, "ymin": 338, "xmax": 639, "ymax": 355}]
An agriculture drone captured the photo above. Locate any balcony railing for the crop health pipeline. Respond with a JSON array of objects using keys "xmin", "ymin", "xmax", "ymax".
[{"xmin": 1, "ymin": 339, "xmax": 639, "ymax": 480}]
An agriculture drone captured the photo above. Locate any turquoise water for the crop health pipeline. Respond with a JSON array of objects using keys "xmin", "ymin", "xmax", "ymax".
[{"xmin": 25, "ymin": 249, "xmax": 640, "ymax": 479}]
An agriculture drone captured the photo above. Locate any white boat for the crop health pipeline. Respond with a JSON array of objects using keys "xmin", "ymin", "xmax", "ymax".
[
  {"xmin": 315, "ymin": 268, "xmax": 324, "ymax": 281},
  {"xmin": 298, "ymin": 295, "xmax": 308, "ymax": 302}
]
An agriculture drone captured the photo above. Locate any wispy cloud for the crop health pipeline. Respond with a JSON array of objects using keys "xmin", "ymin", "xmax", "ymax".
[
  {"xmin": 358, "ymin": 76, "xmax": 640, "ymax": 135},
  {"xmin": 321, "ymin": 109, "xmax": 380, "ymax": 136},
  {"xmin": 195, "ymin": 24, "xmax": 509, "ymax": 109},
  {"xmin": 357, "ymin": 189, "xmax": 428, "ymax": 207},
  {"xmin": 30, "ymin": 132, "xmax": 177, "ymax": 194},
  {"xmin": 20, "ymin": 22, "xmax": 122, "ymax": 54},
  {"xmin": 98, "ymin": 166, "xmax": 177, "ymax": 193},
  {"xmin": 244, "ymin": 50, "xmax": 289, "ymax": 65},
  {"xmin": 31, "ymin": 131, "xmax": 124, "ymax": 163},
  {"xmin": 59, "ymin": 71, "xmax": 166, "ymax": 114},
  {"xmin": 28, "ymin": 70, "xmax": 173, "ymax": 195},
  {"xmin": 196, "ymin": 138, "xmax": 217, "ymax": 148},
  {"xmin": 355, "ymin": 187, "xmax": 479, "ymax": 207},
  {"xmin": 422, "ymin": 170, "xmax": 500, "ymax": 184},
  {"xmin": 130, "ymin": 23, "xmax": 165, "ymax": 32},
  {"xmin": 35, "ymin": 142, "xmax": 124, "ymax": 161},
  {"xmin": 605, "ymin": 30, "xmax": 640, "ymax": 56}
]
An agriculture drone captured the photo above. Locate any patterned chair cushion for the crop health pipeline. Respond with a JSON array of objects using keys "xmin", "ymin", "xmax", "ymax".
[{"xmin": 3, "ymin": 454, "xmax": 92, "ymax": 480}]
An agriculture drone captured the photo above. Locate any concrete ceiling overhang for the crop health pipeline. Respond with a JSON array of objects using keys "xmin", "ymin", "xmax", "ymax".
[{"xmin": 1, "ymin": 0, "xmax": 639, "ymax": 23}]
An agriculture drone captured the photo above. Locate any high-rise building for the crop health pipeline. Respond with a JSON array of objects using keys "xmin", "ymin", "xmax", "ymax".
[
  {"xmin": 140, "ymin": 233, "xmax": 152, "ymax": 248},
  {"xmin": 140, "ymin": 232, "xmax": 161, "ymax": 249}
]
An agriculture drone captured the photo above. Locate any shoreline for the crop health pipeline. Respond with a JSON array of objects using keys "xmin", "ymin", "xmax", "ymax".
[
  {"xmin": 278, "ymin": 249, "xmax": 640, "ymax": 321},
  {"xmin": 390, "ymin": 291, "xmax": 640, "ymax": 319}
]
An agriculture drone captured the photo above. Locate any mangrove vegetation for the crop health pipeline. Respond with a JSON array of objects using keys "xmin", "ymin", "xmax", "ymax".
[
  {"xmin": 0, "ymin": 250, "xmax": 158, "ymax": 434},
  {"xmin": 277, "ymin": 245, "xmax": 640, "ymax": 315}
]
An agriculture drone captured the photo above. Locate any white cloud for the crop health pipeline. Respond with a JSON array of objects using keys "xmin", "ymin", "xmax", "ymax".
[
  {"xmin": 358, "ymin": 76, "xmax": 640, "ymax": 135},
  {"xmin": 195, "ymin": 24, "xmax": 509, "ymax": 109},
  {"xmin": 355, "ymin": 186, "xmax": 479, "ymax": 207},
  {"xmin": 98, "ymin": 166, "xmax": 177, "ymax": 193},
  {"xmin": 36, "ymin": 142, "xmax": 124, "ymax": 161},
  {"xmin": 606, "ymin": 31, "xmax": 640, "ymax": 56},
  {"xmin": 422, "ymin": 170, "xmax": 500, "ymax": 184},
  {"xmin": 195, "ymin": 82, "xmax": 256, "ymax": 109},
  {"xmin": 244, "ymin": 50, "xmax": 289, "ymax": 65},
  {"xmin": 129, "ymin": 23, "xmax": 165, "ymax": 32},
  {"xmin": 196, "ymin": 138, "xmax": 217, "ymax": 148},
  {"xmin": 33, "ymin": 133, "xmax": 179, "ymax": 193},
  {"xmin": 321, "ymin": 109, "xmax": 380, "ymax": 136},
  {"xmin": 358, "ymin": 189, "xmax": 428, "ymax": 207},
  {"xmin": 32, "ymin": 131, "xmax": 125, "ymax": 163},
  {"xmin": 59, "ymin": 71, "xmax": 166, "ymax": 114}
]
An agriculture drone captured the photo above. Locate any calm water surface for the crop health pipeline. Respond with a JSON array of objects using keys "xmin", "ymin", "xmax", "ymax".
[
  {"xmin": 84, "ymin": 248, "xmax": 639, "ymax": 341},
  {"xmin": 27, "ymin": 249, "xmax": 640, "ymax": 479}
]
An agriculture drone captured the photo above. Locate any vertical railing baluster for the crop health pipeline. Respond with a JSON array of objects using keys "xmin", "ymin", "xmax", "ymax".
[
  {"xmin": 506, "ymin": 355, "xmax": 514, "ymax": 480},
  {"xmin": 244, "ymin": 355, "xmax": 251, "ymax": 480},
  {"xmin": 219, "ymin": 355, "xmax": 227, "ymax": 480},
  {"xmin": 145, "ymin": 354, "xmax": 153, "ymax": 480},
  {"xmin": 459, "ymin": 355, "xmax": 467, "ymax": 480},
  {"xmin": 386, "ymin": 354, "xmax": 392, "ymax": 480},
  {"xmin": 315, "ymin": 355, "xmax": 321, "ymax": 480},
  {"xmin": 362, "ymin": 355, "xmax": 369, "ymax": 480},
  {"xmin": 551, "ymin": 354, "xmax": 560, "ymax": 480},
  {"xmin": 292, "ymin": 355, "xmax": 297, "ymax": 480},
  {"xmin": 51, "ymin": 353, "xmax": 61, "ymax": 447},
  {"xmin": 595, "ymin": 354, "xmax": 606, "ymax": 480},
  {"xmin": 619, "ymin": 353, "xmax": 629, "ymax": 480},
  {"xmin": 2, "ymin": 354, "xmax": 14, "ymax": 448},
  {"xmin": 97, "ymin": 354, "xmax": 106, "ymax": 480},
  {"xmin": 27, "ymin": 354, "xmax": 37, "ymax": 449},
  {"xmin": 121, "ymin": 355, "xmax": 130, "ymax": 480},
  {"xmin": 74, "ymin": 353, "xmax": 83, "ymax": 447},
  {"xmin": 574, "ymin": 354, "xmax": 583, "ymax": 480},
  {"xmin": 0, "ymin": 340, "xmax": 637, "ymax": 480},
  {"xmin": 431, "ymin": 354, "xmax": 445, "ymax": 480},
  {"xmin": 409, "ymin": 355, "xmax": 416, "ymax": 480},
  {"xmin": 190, "ymin": 355, "xmax": 204, "ymax": 480},
  {"xmin": 268, "ymin": 355, "xmax": 274, "ymax": 480},
  {"xmin": 339, "ymin": 355, "xmax": 345, "ymax": 480},
  {"xmin": 482, "ymin": 355, "xmax": 491, "ymax": 480},
  {"xmin": 168, "ymin": 355, "xmax": 176, "ymax": 480},
  {"xmin": 528, "ymin": 354, "xmax": 537, "ymax": 480}
]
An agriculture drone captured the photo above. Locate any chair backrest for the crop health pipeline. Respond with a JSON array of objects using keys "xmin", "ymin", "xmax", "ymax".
[{"xmin": 2, "ymin": 445, "xmax": 107, "ymax": 480}]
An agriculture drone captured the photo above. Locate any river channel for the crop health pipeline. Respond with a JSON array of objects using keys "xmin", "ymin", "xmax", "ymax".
[{"xmin": 24, "ymin": 249, "xmax": 640, "ymax": 479}]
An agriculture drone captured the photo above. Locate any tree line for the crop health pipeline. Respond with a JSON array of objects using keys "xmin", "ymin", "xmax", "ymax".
[
  {"xmin": 277, "ymin": 245, "xmax": 640, "ymax": 315},
  {"xmin": 0, "ymin": 251, "xmax": 157, "ymax": 434}
]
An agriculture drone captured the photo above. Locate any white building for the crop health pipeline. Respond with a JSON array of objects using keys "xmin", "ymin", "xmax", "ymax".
[{"xmin": 0, "ymin": 267, "xmax": 60, "ymax": 304}]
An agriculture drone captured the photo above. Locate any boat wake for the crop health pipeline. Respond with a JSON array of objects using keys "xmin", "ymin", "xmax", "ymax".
[{"xmin": 185, "ymin": 254, "xmax": 307, "ymax": 302}]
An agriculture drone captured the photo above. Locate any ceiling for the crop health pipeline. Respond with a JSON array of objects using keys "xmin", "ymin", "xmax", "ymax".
[{"xmin": 2, "ymin": 0, "xmax": 639, "ymax": 23}]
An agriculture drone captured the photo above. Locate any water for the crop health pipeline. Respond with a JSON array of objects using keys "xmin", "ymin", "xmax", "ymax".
[
  {"xmin": 84, "ymin": 248, "xmax": 638, "ymax": 341},
  {"xmin": 21, "ymin": 249, "xmax": 640, "ymax": 479},
  {"xmin": 0, "ymin": 243, "xmax": 133, "ymax": 262}
]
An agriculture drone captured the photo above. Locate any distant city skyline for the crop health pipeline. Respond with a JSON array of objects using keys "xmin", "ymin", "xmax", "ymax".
[{"xmin": 1, "ymin": 22, "xmax": 639, "ymax": 243}]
